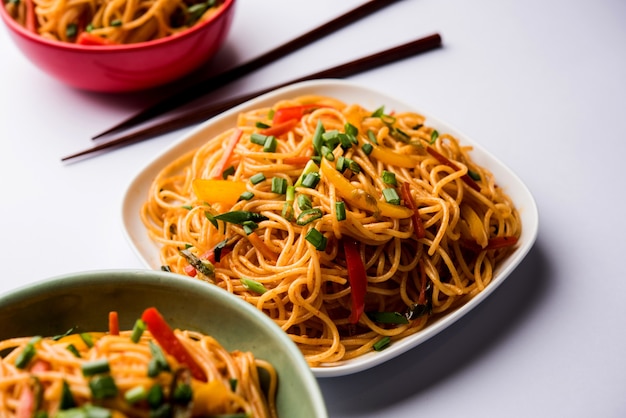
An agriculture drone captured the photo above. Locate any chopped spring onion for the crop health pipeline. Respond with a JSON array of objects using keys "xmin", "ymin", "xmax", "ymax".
[
  {"xmin": 249, "ymin": 172, "xmax": 266, "ymax": 185},
  {"xmin": 89, "ymin": 375, "xmax": 118, "ymax": 400},
  {"xmin": 15, "ymin": 336, "xmax": 41, "ymax": 369},
  {"xmin": 66, "ymin": 344, "xmax": 81, "ymax": 358},
  {"xmin": 181, "ymin": 205, "xmax": 193, "ymax": 210},
  {"xmin": 148, "ymin": 341, "xmax": 170, "ymax": 377},
  {"xmin": 281, "ymin": 202, "xmax": 294, "ymax": 221},
  {"xmin": 131, "ymin": 319, "xmax": 146, "ymax": 343},
  {"xmin": 294, "ymin": 160, "xmax": 319, "ymax": 187},
  {"xmin": 56, "ymin": 405, "xmax": 112, "ymax": 418},
  {"xmin": 242, "ymin": 220, "xmax": 258, "ymax": 235},
  {"xmin": 373, "ymin": 336, "xmax": 391, "ymax": 351},
  {"xmin": 238, "ymin": 191, "xmax": 255, "ymax": 201},
  {"xmin": 371, "ymin": 105, "xmax": 385, "ymax": 117},
  {"xmin": 124, "ymin": 385, "xmax": 147, "ymax": 404},
  {"xmin": 60, "ymin": 380, "xmax": 76, "ymax": 409},
  {"xmin": 256, "ymin": 121, "xmax": 270, "ymax": 129},
  {"xmin": 250, "ymin": 133, "xmax": 266, "ymax": 145},
  {"xmin": 429, "ymin": 129, "xmax": 439, "ymax": 144},
  {"xmin": 347, "ymin": 158, "xmax": 361, "ymax": 174},
  {"xmin": 263, "ymin": 135, "xmax": 277, "ymax": 152},
  {"xmin": 82, "ymin": 359, "xmax": 110, "ymax": 376},
  {"xmin": 271, "ymin": 177, "xmax": 287, "ymax": 194},
  {"xmin": 221, "ymin": 165, "xmax": 235, "ymax": 179},
  {"xmin": 312, "ymin": 119, "xmax": 325, "ymax": 156},
  {"xmin": 335, "ymin": 201, "xmax": 346, "ymax": 221},
  {"xmin": 367, "ymin": 129, "xmax": 378, "ymax": 144},
  {"xmin": 468, "ymin": 169, "xmax": 481, "ymax": 181},
  {"xmin": 241, "ymin": 277, "xmax": 267, "ymax": 294},
  {"xmin": 147, "ymin": 384, "xmax": 164, "ymax": 408},
  {"xmin": 66, "ymin": 23, "xmax": 77, "ymax": 38},
  {"xmin": 214, "ymin": 210, "xmax": 268, "ymax": 225},
  {"xmin": 382, "ymin": 188, "xmax": 401, "ymax": 205},
  {"xmin": 79, "ymin": 333, "xmax": 94, "ymax": 348},
  {"xmin": 305, "ymin": 228, "xmax": 327, "ymax": 251},
  {"xmin": 180, "ymin": 249, "xmax": 214, "ymax": 278},
  {"xmin": 382, "ymin": 170, "xmax": 397, "ymax": 186},
  {"xmin": 286, "ymin": 185, "xmax": 296, "ymax": 202},
  {"xmin": 344, "ymin": 122, "xmax": 358, "ymax": 139},
  {"xmin": 336, "ymin": 155, "xmax": 348, "ymax": 172},
  {"xmin": 172, "ymin": 383, "xmax": 193, "ymax": 404},
  {"xmin": 367, "ymin": 311, "xmax": 409, "ymax": 324},
  {"xmin": 361, "ymin": 143, "xmax": 373, "ymax": 155},
  {"xmin": 160, "ymin": 266, "xmax": 172, "ymax": 272},
  {"xmin": 296, "ymin": 208, "xmax": 323, "ymax": 226},
  {"xmin": 297, "ymin": 194, "xmax": 312, "ymax": 211},
  {"xmin": 320, "ymin": 145, "xmax": 335, "ymax": 161},
  {"xmin": 301, "ymin": 172, "xmax": 321, "ymax": 189}
]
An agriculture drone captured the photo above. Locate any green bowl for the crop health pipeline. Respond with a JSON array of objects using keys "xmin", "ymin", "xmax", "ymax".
[{"xmin": 0, "ymin": 269, "xmax": 328, "ymax": 418}]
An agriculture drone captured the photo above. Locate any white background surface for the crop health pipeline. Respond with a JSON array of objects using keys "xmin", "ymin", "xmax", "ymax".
[{"xmin": 1, "ymin": 0, "xmax": 625, "ymax": 416}]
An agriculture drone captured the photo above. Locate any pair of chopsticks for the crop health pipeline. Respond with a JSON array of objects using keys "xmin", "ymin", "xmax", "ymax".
[{"xmin": 62, "ymin": 0, "xmax": 442, "ymax": 161}]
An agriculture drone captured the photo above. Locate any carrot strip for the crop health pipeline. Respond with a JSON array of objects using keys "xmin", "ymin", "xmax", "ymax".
[
  {"xmin": 400, "ymin": 182, "xmax": 425, "ymax": 239},
  {"xmin": 247, "ymin": 233, "xmax": 278, "ymax": 262},
  {"xmin": 108, "ymin": 311, "xmax": 119, "ymax": 336},
  {"xmin": 282, "ymin": 155, "xmax": 311, "ymax": 166},
  {"xmin": 426, "ymin": 146, "xmax": 481, "ymax": 191},
  {"xmin": 24, "ymin": 0, "xmax": 36, "ymax": 33},
  {"xmin": 210, "ymin": 128, "xmax": 243, "ymax": 179}
]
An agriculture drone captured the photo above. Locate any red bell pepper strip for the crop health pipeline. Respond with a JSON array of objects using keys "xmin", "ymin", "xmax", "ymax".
[
  {"xmin": 400, "ymin": 182, "xmax": 425, "ymax": 239},
  {"xmin": 16, "ymin": 385, "xmax": 34, "ymax": 418},
  {"xmin": 260, "ymin": 119, "xmax": 298, "ymax": 137},
  {"xmin": 141, "ymin": 307, "xmax": 206, "ymax": 382},
  {"xmin": 460, "ymin": 236, "xmax": 519, "ymax": 252},
  {"xmin": 108, "ymin": 311, "xmax": 119, "ymax": 336},
  {"xmin": 426, "ymin": 146, "xmax": 481, "ymax": 192},
  {"xmin": 342, "ymin": 238, "xmax": 367, "ymax": 324},
  {"xmin": 282, "ymin": 155, "xmax": 312, "ymax": 166},
  {"xmin": 272, "ymin": 104, "xmax": 325, "ymax": 125},
  {"xmin": 210, "ymin": 128, "xmax": 243, "ymax": 179},
  {"xmin": 76, "ymin": 32, "xmax": 116, "ymax": 46},
  {"xmin": 417, "ymin": 263, "xmax": 428, "ymax": 305},
  {"xmin": 24, "ymin": 0, "xmax": 36, "ymax": 33},
  {"xmin": 183, "ymin": 265, "xmax": 197, "ymax": 277},
  {"xmin": 200, "ymin": 246, "xmax": 231, "ymax": 264}
]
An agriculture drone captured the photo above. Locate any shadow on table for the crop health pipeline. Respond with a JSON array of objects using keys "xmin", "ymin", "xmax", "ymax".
[{"xmin": 318, "ymin": 241, "xmax": 551, "ymax": 416}]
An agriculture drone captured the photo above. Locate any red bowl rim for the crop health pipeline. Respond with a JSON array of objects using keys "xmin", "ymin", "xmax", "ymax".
[{"xmin": 0, "ymin": 0, "xmax": 235, "ymax": 53}]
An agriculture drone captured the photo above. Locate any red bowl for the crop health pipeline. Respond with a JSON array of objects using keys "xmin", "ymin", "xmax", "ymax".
[{"xmin": 0, "ymin": 0, "xmax": 236, "ymax": 92}]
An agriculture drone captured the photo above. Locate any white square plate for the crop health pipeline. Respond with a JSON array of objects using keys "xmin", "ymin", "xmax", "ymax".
[{"xmin": 121, "ymin": 79, "xmax": 539, "ymax": 378}]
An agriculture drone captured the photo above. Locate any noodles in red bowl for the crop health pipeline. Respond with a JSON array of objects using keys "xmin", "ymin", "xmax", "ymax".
[{"xmin": 0, "ymin": 0, "xmax": 235, "ymax": 92}]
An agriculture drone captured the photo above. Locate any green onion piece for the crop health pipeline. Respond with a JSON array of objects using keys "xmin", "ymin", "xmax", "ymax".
[
  {"xmin": 15, "ymin": 336, "xmax": 41, "ymax": 369},
  {"xmin": 52, "ymin": 328, "xmax": 75, "ymax": 341},
  {"xmin": 241, "ymin": 277, "xmax": 267, "ymax": 294},
  {"xmin": 344, "ymin": 123, "xmax": 358, "ymax": 138},
  {"xmin": 322, "ymin": 130, "xmax": 339, "ymax": 142},
  {"xmin": 255, "ymin": 121, "xmax": 270, "ymax": 129},
  {"xmin": 347, "ymin": 158, "xmax": 361, "ymax": 174},
  {"xmin": 391, "ymin": 127, "xmax": 410, "ymax": 142},
  {"xmin": 160, "ymin": 266, "xmax": 172, "ymax": 272},
  {"xmin": 281, "ymin": 202, "xmax": 294, "ymax": 221},
  {"xmin": 297, "ymin": 194, "xmax": 312, "ymax": 211},
  {"xmin": 271, "ymin": 177, "xmax": 287, "ymax": 194},
  {"xmin": 286, "ymin": 185, "xmax": 296, "ymax": 202},
  {"xmin": 373, "ymin": 336, "xmax": 391, "ymax": 351},
  {"xmin": 89, "ymin": 375, "xmax": 118, "ymax": 399},
  {"xmin": 173, "ymin": 383, "xmax": 193, "ymax": 404},
  {"xmin": 82, "ymin": 359, "xmax": 110, "ymax": 377},
  {"xmin": 66, "ymin": 23, "xmax": 77, "ymax": 38},
  {"xmin": 229, "ymin": 378, "xmax": 238, "ymax": 392},
  {"xmin": 336, "ymin": 156, "xmax": 348, "ymax": 172},
  {"xmin": 66, "ymin": 344, "xmax": 81, "ymax": 358},
  {"xmin": 263, "ymin": 135, "xmax": 277, "ymax": 152},
  {"xmin": 305, "ymin": 228, "xmax": 327, "ymax": 251},
  {"xmin": 301, "ymin": 172, "xmax": 320, "ymax": 189},
  {"xmin": 381, "ymin": 170, "xmax": 397, "ymax": 186},
  {"xmin": 147, "ymin": 383, "xmax": 164, "ymax": 408},
  {"xmin": 60, "ymin": 380, "xmax": 76, "ymax": 409},
  {"xmin": 335, "ymin": 201, "xmax": 346, "ymax": 221},
  {"xmin": 296, "ymin": 208, "xmax": 323, "ymax": 226},
  {"xmin": 131, "ymin": 319, "xmax": 146, "ymax": 343},
  {"xmin": 320, "ymin": 145, "xmax": 335, "ymax": 161},
  {"xmin": 110, "ymin": 19, "xmax": 122, "ymax": 27},
  {"xmin": 85, "ymin": 23, "xmax": 94, "ymax": 32},
  {"xmin": 250, "ymin": 133, "xmax": 267, "ymax": 145},
  {"xmin": 367, "ymin": 311, "xmax": 410, "ymax": 324},
  {"xmin": 221, "ymin": 165, "xmax": 235, "ymax": 179},
  {"xmin": 79, "ymin": 333, "xmax": 94, "ymax": 348},
  {"xmin": 214, "ymin": 210, "xmax": 268, "ymax": 225},
  {"xmin": 56, "ymin": 405, "xmax": 112, "ymax": 418},
  {"xmin": 371, "ymin": 106, "xmax": 385, "ymax": 117},
  {"xmin": 242, "ymin": 221, "xmax": 258, "ymax": 235},
  {"xmin": 294, "ymin": 160, "xmax": 319, "ymax": 187},
  {"xmin": 382, "ymin": 188, "xmax": 401, "ymax": 205},
  {"xmin": 413, "ymin": 123, "xmax": 423, "ymax": 130},
  {"xmin": 268, "ymin": 109, "xmax": 275, "ymax": 119},
  {"xmin": 468, "ymin": 170, "xmax": 481, "ymax": 181},
  {"xmin": 180, "ymin": 249, "xmax": 215, "ymax": 278},
  {"xmin": 381, "ymin": 114, "xmax": 396, "ymax": 125},
  {"xmin": 124, "ymin": 385, "xmax": 147, "ymax": 404},
  {"xmin": 204, "ymin": 211, "xmax": 218, "ymax": 229},
  {"xmin": 367, "ymin": 129, "xmax": 378, "ymax": 144},
  {"xmin": 148, "ymin": 341, "xmax": 170, "ymax": 377},
  {"xmin": 181, "ymin": 204, "xmax": 193, "ymax": 210},
  {"xmin": 250, "ymin": 172, "xmax": 266, "ymax": 185},
  {"xmin": 338, "ymin": 133, "xmax": 353, "ymax": 149},
  {"xmin": 429, "ymin": 129, "xmax": 439, "ymax": 144},
  {"xmin": 238, "ymin": 190, "xmax": 254, "ymax": 201},
  {"xmin": 361, "ymin": 143, "xmax": 373, "ymax": 155},
  {"xmin": 312, "ymin": 119, "xmax": 325, "ymax": 156}
]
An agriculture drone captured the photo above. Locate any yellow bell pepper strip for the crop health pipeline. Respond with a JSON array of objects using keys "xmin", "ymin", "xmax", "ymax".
[
  {"xmin": 400, "ymin": 182, "xmax": 425, "ymax": 238},
  {"xmin": 319, "ymin": 158, "xmax": 413, "ymax": 219},
  {"xmin": 141, "ymin": 307, "xmax": 207, "ymax": 382},
  {"xmin": 460, "ymin": 203, "xmax": 488, "ymax": 248},
  {"xmin": 209, "ymin": 128, "xmax": 243, "ymax": 179},
  {"xmin": 369, "ymin": 143, "xmax": 420, "ymax": 168},
  {"xmin": 426, "ymin": 146, "xmax": 481, "ymax": 191},
  {"xmin": 192, "ymin": 179, "xmax": 248, "ymax": 206},
  {"xmin": 342, "ymin": 238, "xmax": 367, "ymax": 324}
]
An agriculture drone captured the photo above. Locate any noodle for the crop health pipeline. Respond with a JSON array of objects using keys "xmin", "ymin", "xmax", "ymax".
[
  {"xmin": 140, "ymin": 95, "xmax": 522, "ymax": 366},
  {"xmin": 3, "ymin": 0, "xmax": 224, "ymax": 44},
  {"xmin": 0, "ymin": 309, "xmax": 277, "ymax": 417}
]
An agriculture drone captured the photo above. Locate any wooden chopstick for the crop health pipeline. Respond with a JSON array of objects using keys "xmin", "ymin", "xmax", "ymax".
[
  {"xmin": 62, "ymin": 33, "xmax": 442, "ymax": 162},
  {"xmin": 92, "ymin": 0, "xmax": 402, "ymax": 140}
]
